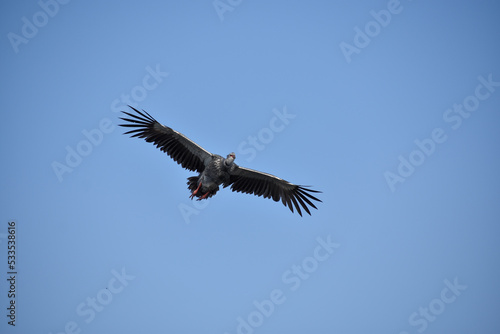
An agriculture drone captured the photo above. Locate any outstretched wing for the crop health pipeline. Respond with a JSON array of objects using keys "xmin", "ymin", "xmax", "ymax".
[
  {"xmin": 227, "ymin": 166, "xmax": 321, "ymax": 216},
  {"xmin": 119, "ymin": 106, "xmax": 213, "ymax": 173}
]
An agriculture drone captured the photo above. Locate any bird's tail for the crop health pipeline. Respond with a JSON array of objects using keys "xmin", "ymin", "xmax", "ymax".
[
  {"xmin": 187, "ymin": 176, "xmax": 218, "ymax": 199},
  {"xmin": 187, "ymin": 176, "xmax": 200, "ymax": 193}
]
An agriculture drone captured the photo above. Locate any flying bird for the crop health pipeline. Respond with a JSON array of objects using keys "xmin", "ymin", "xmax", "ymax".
[{"xmin": 119, "ymin": 106, "xmax": 321, "ymax": 216}]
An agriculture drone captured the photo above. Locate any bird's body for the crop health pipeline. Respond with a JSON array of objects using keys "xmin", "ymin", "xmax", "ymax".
[
  {"xmin": 119, "ymin": 106, "xmax": 321, "ymax": 216},
  {"xmin": 188, "ymin": 154, "xmax": 231, "ymax": 200}
]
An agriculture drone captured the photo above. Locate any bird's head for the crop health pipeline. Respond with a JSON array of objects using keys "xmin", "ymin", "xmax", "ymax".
[{"xmin": 225, "ymin": 152, "xmax": 236, "ymax": 165}]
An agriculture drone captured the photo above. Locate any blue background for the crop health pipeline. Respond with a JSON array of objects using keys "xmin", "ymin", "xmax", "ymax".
[{"xmin": 1, "ymin": 1, "xmax": 499, "ymax": 333}]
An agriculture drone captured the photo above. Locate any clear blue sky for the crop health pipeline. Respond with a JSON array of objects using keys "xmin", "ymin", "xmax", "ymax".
[{"xmin": 1, "ymin": 1, "xmax": 500, "ymax": 333}]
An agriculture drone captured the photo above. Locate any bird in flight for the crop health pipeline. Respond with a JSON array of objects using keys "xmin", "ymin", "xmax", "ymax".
[{"xmin": 119, "ymin": 106, "xmax": 321, "ymax": 216}]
